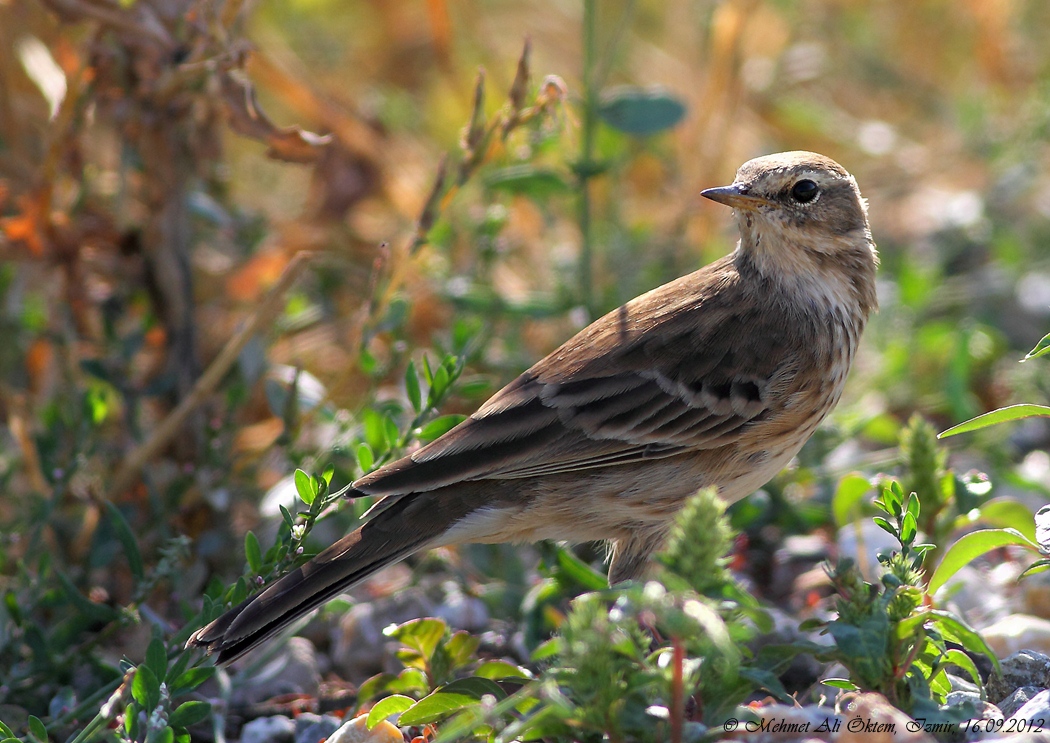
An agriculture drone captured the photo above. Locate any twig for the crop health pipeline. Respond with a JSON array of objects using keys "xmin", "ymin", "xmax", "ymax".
[
  {"xmin": 105, "ymin": 251, "xmax": 314, "ymax": 499},
  {"xmin": 40, "ymin": 0, "xmax": 175, "ymax": 49}
]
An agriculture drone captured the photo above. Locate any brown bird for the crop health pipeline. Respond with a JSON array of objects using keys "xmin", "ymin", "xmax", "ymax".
[{"xmin": 189, "ymin": 151, "xmax": 878, "ymax": 663}]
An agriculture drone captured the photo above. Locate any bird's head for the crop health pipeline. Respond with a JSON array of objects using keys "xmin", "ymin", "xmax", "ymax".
[{"xmin": 702, "ymin": 151, "xmax": 878, "ymax": 314}]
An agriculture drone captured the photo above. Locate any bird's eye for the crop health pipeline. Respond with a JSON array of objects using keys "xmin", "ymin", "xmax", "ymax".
[{"xmin": 791, "ymin": 179, "xmax": 819, "ymax": 203}]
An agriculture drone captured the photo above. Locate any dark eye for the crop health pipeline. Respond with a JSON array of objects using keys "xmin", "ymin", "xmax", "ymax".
[{"xmin": 791, "ymin": 179, "xmax": 819, "ymax": 203}]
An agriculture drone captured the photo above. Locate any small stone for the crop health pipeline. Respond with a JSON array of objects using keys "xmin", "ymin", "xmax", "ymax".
[
  {"xmin": 434, "ymin": 581, "xmax": 489, "ymax": 631},
  {"xmin": 331, "ymin": 588, "xmax": 435, "ymax": 681},
  {"xmin": 230, "ymin": 637, "xmax": 321, "ymax": 707},
  {"xmin": 987, "ymin": 650, "xmax": 1050, "ymax": 704},
  {"xmin": 837, "ymin": 693, "xmax": 934, "ymax": 743},
  {"xmin": 960, "ymin": 702, "xmax": 1005, "ymax": 741},
  {"xmin": 999, "ymin": 687, "xmax": 1046, "ymax": 719},
  {"xmin": 240, "ymin": 716, "xmax": 295, "ymax": 743},
  {"xmin": 725, "ymin": 703, "xmax": 839, "ymax": 740},
  {"xmin": 327, "ymin": 714, "xmax": 403, "ymax": 743},
  {"xmin": 947, "ymin": 688, "xmax": 985, "ymax": 709},
  {"xmin": 1008, "ymin": 689, "xmax": 1050, "ymax": 724},
  {"xmin": 294, "ymin": 713, "xmax": 343, "ymax": 743}
]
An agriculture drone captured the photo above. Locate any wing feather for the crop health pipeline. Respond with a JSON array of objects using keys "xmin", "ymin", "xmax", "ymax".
[{"xmin": 353, "ymin": 256, "xmax": 819, "ymax": 499}]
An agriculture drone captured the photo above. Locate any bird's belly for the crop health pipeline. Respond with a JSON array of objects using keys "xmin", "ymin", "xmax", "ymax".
[{"xmin": 436, "ymin": 434, "xmax": 807, "ymax": 547}]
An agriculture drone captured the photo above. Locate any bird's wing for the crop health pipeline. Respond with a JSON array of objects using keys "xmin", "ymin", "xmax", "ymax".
[{"xmin": 353, "ymin": 259, "xmax": 812, "ymax": 497}]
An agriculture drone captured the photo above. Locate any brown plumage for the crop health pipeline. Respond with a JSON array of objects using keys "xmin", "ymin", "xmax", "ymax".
[{"xmin": 189, "ymin": 151, "xmax": 878, "ymax": 663}]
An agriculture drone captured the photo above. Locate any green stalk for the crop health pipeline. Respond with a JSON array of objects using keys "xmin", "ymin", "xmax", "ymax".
[{"xmin": 577, "ymin": 0, "xmax": 598, "ymax": 319}]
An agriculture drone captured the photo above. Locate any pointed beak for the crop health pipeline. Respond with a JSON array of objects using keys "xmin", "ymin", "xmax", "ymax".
[{"xmin": 700, "ymin": 184, "xmax": 768, "ymax": 211}]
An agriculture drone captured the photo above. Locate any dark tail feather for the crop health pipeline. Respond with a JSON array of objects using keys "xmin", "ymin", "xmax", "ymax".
[{"xmin": 187, "ymin": 501, "xmax": 439, "ymax": 664}]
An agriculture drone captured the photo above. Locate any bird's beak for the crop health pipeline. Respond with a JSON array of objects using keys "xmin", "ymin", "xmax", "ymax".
[{"xmin": 700, "ymin": 184, "xmax": 768, "ymax": 211}]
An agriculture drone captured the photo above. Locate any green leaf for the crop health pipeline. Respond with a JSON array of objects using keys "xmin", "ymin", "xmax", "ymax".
[
  {"xmin": 294, "ymin": 469, "xmax": 318, "ymax": 505},
  {"xmin": 832, "ymin": 474, "xmax": 871, "ymax": 527},
  {"xmin": 386, "ymin": 618, "xmax": 447, "ymax": 660},
  {"xmin": 872, "ymin": 516, "xmax": 896, "ymax": 537},
  {"xmin": 169, "ymin": 667, "xmax": 216, "ymax": 696},
  {"xmin": 244, "ymin": 531, "xmax": 262, "ymax": 574},
  {"xmin": 356, "ymin": 442, "xmax": 374, "ymax": 473},
  {"xmin": 939, "ymin": 404, "xmax": 1050, "ymax": 438},
  {"xmin": 362, "ymin": 408, "xmax": 388, "ymax": 454},
  {"xmin": 598, "ymin": 85, "xmax": 687, "ymax": 135},
  {"xmin": 167, "ymin": 643, "xmax": 192, "ymax": 681},
  {"xmin": 441, "ymin": 676, "xmax": 507, "ymax": 700},
  {"xmin": 388, "ymin": 667, "xmax": 430, "ymax": 695},
  {"xmin": 84, "ymin": 385, "xmax": 110, "ymax": 425},
  {"xmin": 475, "ymin": 660, "xmax": 531, "ymax": 680},
  {"xmin": 125, "ymin": 702, "xmax": 140, "ymax": 739},
  {"xmin": 555, "ymin": 546, "xmax": 608, "ymax": 591},
  {"xmin": 145, "ymin": 636, "xmax": 168, "ymax": 682},
  {"xmin": 132, "ymin": 665, "xmax": 161, "ymax": 711},
  {"xmin": 104, "ymin": 501, "xmax": 145, "ymax": 580},
  {"xmin": 399, "ymin": 691, "xmax": 480, "ymax": 726},
  {"xmin": 955, "ymin": 498, "xmax": 1035, "ymax": 542},
  {"xmin": 927, "ymin": 610, "xmax": 999, "ymax": 673},
  {"xmin": 445, "ymin": 631, "xmax": 481, "ymax": 669},
  {"xmin": 1020, "ymin": 559, "xmax": 1050, "ymax": 579},
  {"xmin": 356, "ymin": 673, "xmax": 396, "ymax": 703},
  {"xmin": 356, "ymin": 669, "xmax": 431, "ymax": 702},
  {"xmin": 739, "ymin": 667, "xmax": 794, "ymax": 703},
  {"xmin": 822, "ymin": 678, "xmax": 859, "ymax": 690},
  {"xmin": 429, "ymin": 365, "xmax": 450, "ymax": 405},
  {"xmin": 405, "ymin": 361, "xmax": 423, "ymax": 413},
  {"xmin": 484, "ymin": 165, "xmax": 571, "ymax": 199},
  {"xmin": 417, "ymin": 415, "xmax": 466, "ymax": 443},
  {"xmin": 906, "ymin": 493, "xmax": 920, "ymax": 521},
  {"xmin": 1022, "ymin": 332, "xmax": 1050, "ymax": 361},
  {"xmin": 531, "ymin": 637, "xmax": 563, "ymax": 661},
  {"xmin": 928, "ymin": 528, "xmax": 1039, "ymax": 594},
  {"xmin": 367, "ymin": 695, "xmax": 416, "ymax": 729},
  {"xmin": 168, "ymin": 700, "xmax": 211, "ymax": 729},
  {"xmin": 944, "ymin": 648, "xmax": 982, "ymax": 687},
  {"xmin": 28, "ymin": 716, "xmax": 47, "ymax": 743},
  {"xmin": 900, "ymin": 511, "xmax": 917, "ymax": 545},
  {"xmin": 421, "ymin": 354, "xmax": 434, "ymax": 386},
  {"xmin": 383, "ymin": 413, "xmax": 400, "ymax": 451}
]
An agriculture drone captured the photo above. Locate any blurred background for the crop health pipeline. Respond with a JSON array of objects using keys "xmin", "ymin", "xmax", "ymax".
[{"xmin": 3, "ymin": 0, "xmax": 1050, "ymax": 726}]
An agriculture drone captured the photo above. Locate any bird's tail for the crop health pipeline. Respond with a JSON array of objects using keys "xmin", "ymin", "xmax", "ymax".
[{"xmin": 187, "ymin": 495, "xmax": 448, "ymax": 664}]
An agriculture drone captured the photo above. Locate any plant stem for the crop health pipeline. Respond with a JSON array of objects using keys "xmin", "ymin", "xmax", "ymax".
[
  {"xmin": 671, "ymin": 636, "xmax": 684, "ymax": 743},
  {"xmin": 577, "ymin": 0, "xmax": 598, "ymax": 319}
]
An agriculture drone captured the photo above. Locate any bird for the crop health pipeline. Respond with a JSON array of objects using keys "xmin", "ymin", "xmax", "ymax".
[{"xmin": 189, "ymin": 151, "xmax": 878, "ymax": 663}]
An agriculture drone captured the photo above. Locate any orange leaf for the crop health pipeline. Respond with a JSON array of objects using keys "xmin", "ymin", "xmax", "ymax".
[
  {"xmin": 1, "ymin": 194, "xmax": 49, "ymax": 256},
  {"xmin": 226, "ymin": 250, "xmax": 292, "ymax": 302},
  {"xmin": 25, "ymin": 338, "xmax": 53, "ymax": 394},
  {"xmin": 233, "ymin": 417, "xmax": 284, "ymax": 453}
]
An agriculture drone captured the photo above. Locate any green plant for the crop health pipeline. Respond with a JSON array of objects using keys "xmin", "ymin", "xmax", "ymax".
[
  {"xmin": 927, "ymin": 330, "xmax": 1050, "ymax": 587},
  {"xmin": 807, "ymin": 480, "xmax": 999, "ymax": 717},
  {"xmin": 938, "ymin": 330, "xmax": 1050, "ymax": 440}
]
